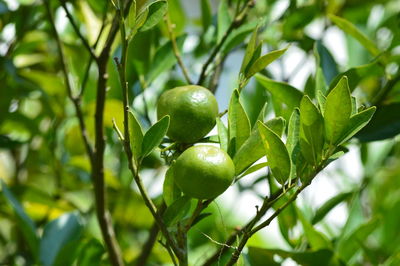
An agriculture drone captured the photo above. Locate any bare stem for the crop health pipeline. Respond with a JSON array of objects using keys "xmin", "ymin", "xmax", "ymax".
[
  {"xmin": 164, "ymin": 14, "xmax": 193, "ymax": 84},
  {"xmin": 197, "ymin": 0, "xmax": 255, "ymax": 85}
]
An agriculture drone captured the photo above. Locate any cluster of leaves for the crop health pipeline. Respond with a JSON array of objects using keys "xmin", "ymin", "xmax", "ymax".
[{"xmin": 1, "ymin": 0, "xmax": 400, "ymax": 265}]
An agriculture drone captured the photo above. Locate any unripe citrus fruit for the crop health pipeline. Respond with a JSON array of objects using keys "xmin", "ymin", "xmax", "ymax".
[
  {"xmin": 174, "ymin": 145, "xmax": 235, "ymax": 199},
  {"xmin": 157, "ymin": 85, "xmax": 218, "ymax": 143}
]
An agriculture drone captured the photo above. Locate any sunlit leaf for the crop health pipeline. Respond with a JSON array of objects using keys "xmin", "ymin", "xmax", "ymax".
[{"xmin": 141, "ymin": 115, "xmax": 170, "ymax": 158}]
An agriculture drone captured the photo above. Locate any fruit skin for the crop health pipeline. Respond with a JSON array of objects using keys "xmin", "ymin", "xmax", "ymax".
[
  {"xmin": 173, "ymin": 145, "xmax": 235, "ymax": 199},
  {"xmin": 157, "ymin": 85, "xmax": 218, "ymax": 143}
]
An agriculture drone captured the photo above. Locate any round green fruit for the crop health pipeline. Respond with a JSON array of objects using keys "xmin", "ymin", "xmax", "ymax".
[
  {"xmin": 157, "ymin": 85, "xmax": 218, "ymax": 143},
  {"xmin": 173, "ymin": 145, "xmax": 235, "ymax": 199}
]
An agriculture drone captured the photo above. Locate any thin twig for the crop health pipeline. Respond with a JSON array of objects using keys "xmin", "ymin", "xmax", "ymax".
[
  {"xmin": 197, "ymin": 0, "xmax": 255, "ymax": 85},
  {"xmin": 164, "ymin": 14, "xmax": 193, "ymax": 84},
  {"xmin": 59, "ymin": 0, "xmax": 98, "ymax": 60}
]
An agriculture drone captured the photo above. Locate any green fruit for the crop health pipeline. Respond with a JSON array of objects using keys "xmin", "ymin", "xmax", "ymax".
[
  {"xmin": 157, "ymin": 85, "xmax": 218, "ymax": 143},
  {"xmin": 173, "ymin": 145, "xmax": 235, "ymax": 199}
]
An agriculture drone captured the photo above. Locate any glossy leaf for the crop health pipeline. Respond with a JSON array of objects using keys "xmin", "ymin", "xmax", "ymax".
[
  {"xmin": 286, "ymin": 108, "xmax": 300, "ymax": 180},
  {"xmin": 265, "ymin": 117, "xmax": 286, "ymax": 137},
  {"xmin": 329, "ymin": 14, "xmax": 380, "ymax": 57},
  {"xmin": 216, "ymin": 117, "xmax": 228, "ymax": 152},
  {"xmin": 129, "ymin": 110, "xmax": 144, "ymax": 162},
  {"xmin": 238, "ymin": 162, "xmax": 268, "ymax": 180},
  {"xmin": 299, "ymin": 96, "xmax": 324, "ymax": 165},
  {"xmin": 245, "ymin": 46, "xmax": 288, "ymax": 78},
  {"xmin": 258, "ymin": 121, "xmax": 291, "ymax": 185},
  {"xmin": 140, "ymin": 0, "xmax": 168, "ymax": 32},
  {"xmin": 141, "ymin": 115, "xmax": 170, "ymax": 158},
  {"xmin": 324, "ymin": 76, "xmax": 352, "ymax": 145},
  {"xmin": 228, "ymin": 89, "xmax": 251, "ymax": 156},
  {"xmin": 40, "ymin": 212, "xmax": 84, "ymax": 266},
  {"xmin": 163, "ymin": 165, "xmax": 181, "ymax": 206}
]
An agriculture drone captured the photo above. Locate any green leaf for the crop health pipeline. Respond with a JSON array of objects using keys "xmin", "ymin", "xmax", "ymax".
[
  {"xmin": 286, "ymin": 109, "xmax": 300, "ymax": 180},
  {"xmin": 200, "ymin": 0, "xmax": 212, "ymax": 31},
  {"xmin": 299, "ymin": 96, "xmax": 324, "ymax": 165},
  {"xmin": 238, "ymin": 162, "xmax": 268, "ymax": 180},
  {"xmin": 216, "ymin": 117, "xmax": 228, "ymax": 152},
  {"xmin": 163, "ymin": 196, "xmax": 191, "ymax": 227},
  {"xmin": 222, "ymin": 21, "xmax": 258, "ymax": 54},
  {"xmin": 240, "ymin": 26, "xmax": 259, "ymax": 75},
  {"xmin": 312, "ymin": 191, "xmax": 354, "ymax": 224},
  {"xmin": 146, "ymin": 34, "xmax": 186, "ymax": 83},
  {"xmin": 232, "ymin": 128, "xmax": 264, "ymax": 176},
  {"xmin": 336, "ymin": 218, "xmax": 380, "ymax": 262},
  {"xmin": 329, "ymin": 14, "xmax": 380, "ymax": 57},
  {"xmin": 127, "ymin": 0, "xmax": 137, "ymax": 28},
  {"xmin": 324, "ymin": 76, "xmax": 352, "ymax": 145},
  {"xmin": 129, "ymin": 110, "xmax": 144, "ymax": 163},
  {"xmin": 228, "ymin": 89, "xmax": 251, "ymax": 156},
  {"xmin": 296, "ymin": 207, "xmax": 332, "ymax": 250},
  {"xmin": 217, "ymin": 0, "xmax": 232, "ymax": 43},
  {"xmin": 1, "ymin": 180, "xmax": 39, "ymax": 261},
  {"xmin": 140, "ymin": 0, "xmax": 168, "ymax": 32},
  {"xmin": 256, "ymin": 74, "xmax": 303, "ymax": 121},
  {"xmin": 317, "ymin": 90, "xmax": 326, "ymax": 114},
  {"xmin": 245, "ymin": 46, "xmax": 288, "ymax": 78},
  {"xmin": 315, "ymin": 41, "xmax": 339, "ymax": 84},
  {"xmin": 265, "ymin": 117, "xmax": 286, "ymax": 137},
  {"xmin": 141, "ymin": 116, "xmax": 170, "ymax": 158},
  {"xmin": 356, "ymin": 103, "xmax": 400, "ymax": 142},
  {"xmin": 134, "ymin": 6, "xmax": 149, "ymax": 31},
  {"xmin": 257, "ymin": 121, "xmax": 291, "ymax": 185},
  {"xmin": 163, "ymin": 165, "xmax": 181, "ymax": 206},
  {"xmin": 40, "ymin": 212, "xmax": 84, "ymax": 266},
  {"xmin": 337, "ymin": 106, "xmax": 376, "ymax": 145}
]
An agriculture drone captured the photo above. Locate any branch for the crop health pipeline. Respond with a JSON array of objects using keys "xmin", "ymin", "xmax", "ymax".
[
  {"xmin": 44, "ymin": 0, "xmax": 93, "ymax": 161},
  {"xmin": 201, "ymin": 182, "xmax": 296, "ymax": 266},
  {"xmin": 197, "ymin": 0, "xmax": 255, "ymax": 85},
  {"xmin": 59, "ymin": 0, "xmax": 98, "ymax": 60},
  {"xmin": 164, "ymin": 14, "xmax": 193, "ymax": 84}
]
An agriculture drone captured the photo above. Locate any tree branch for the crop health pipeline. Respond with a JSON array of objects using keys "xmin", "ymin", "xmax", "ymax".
[
  {"xmin": 197, "ymin": 0, "xmax": 255, "ymax": 85},
  {"xmin": 59, "ymin": 0, "xmax": 98, "ymax": 60},
  {"xmin": 164, "ymin": 14, "xmax": 193, "ymax": 84}
]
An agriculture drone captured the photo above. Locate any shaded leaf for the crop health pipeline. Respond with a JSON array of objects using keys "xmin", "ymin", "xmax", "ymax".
[
  {"xmin": 338, "ymin": 106, "xmax": 376, "ymax": 144},
  {"xmin": 312, "ymin": 191, "xmax": 354, "ymax": 225},
  {"xmin": 216, "ymin": 117, "xmax": 228, "ymax": 152},
  {"xmin": 286, "ymin": 109, "xmax": 300, "ymax": 180},
  {"xmin": 129, "ymin": 110, "xmax": 144, "ymax": 162},
  {"xmin": 200, "ymin": 0, "xmax": 212, "ymax": 31},
  {"xmin": 140, "ymin": 0, "xmax": 168, "ymax": 32},
  {"xmin": 163, "ymin": 196, "xmax": 191, "ymax": 227},
  {"xmin": 217, "ymin": 0, "xmax": 232, "ymax": 43},
  {"xmin": 163, "ymin": 165, "xmax": 181, "ymax": 206}
]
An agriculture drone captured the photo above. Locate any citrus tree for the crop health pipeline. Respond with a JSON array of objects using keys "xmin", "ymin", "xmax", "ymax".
[{"xmin": 1, "ymin": 0, "xmax": 400, "ymax": 265}]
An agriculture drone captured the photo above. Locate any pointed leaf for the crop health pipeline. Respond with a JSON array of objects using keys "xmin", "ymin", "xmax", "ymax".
[
  {"xmin": 286, "ymin": 109, "xmax": 300, "ymax": 180},
  {"xmin": 246, "ymin": 47, "xmax": 288, "ymax": 78},
  {"xmin": 257, "ymin": 122, "xmax": 291, "ymax": 185},
  {"xmin": 228, "ymin": 89, "xmax": 251, "ymax": 156},
  {"xmin": 128, "ymin": 110, "xmax": 143, "ymax": 162},
  {"xmin": 238, "ymin": 162, "xmax": 268, "ymax": 180},
  {"xmin": 256, "ymin": 74, "xmax": 303, "ymax": 121},
  {"xmin": 329, "ymin": 14, "xmax": 380, "ymax": 57},
  {"xmin": 337, "ymin": 106, "xmax": 376, "ymax": 145},
  {"xmin": 240, "ymin": 26, "xmax": 259, "ymax": 74},
  {"xmin": 216, "ymin": 117, "xmax": 228, "ymax": 152},
  {"xmin": 324, "ymin": 76, "xmax": 352, "ymax": 145},
  {"xmin": 127, "ymin": 0, "xmax": 137, "ymax": 28},
  {"xmin": 312, "ymin": 191, "xmax": 354, "ymax": 224},
  {"xmin": 141, "ymin": 115, "xmax": 170, "ymax": 158},
  {"xmin": 265, "ymin": 117, "xmax": 286, "ymax": 137},
  {"xmin": 299, "ymin": 96, "xmax": 324, "ymax": 165},
  {"xmin": 140, "ymin": 0, "xmax": 168, "ymax": 32}
]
